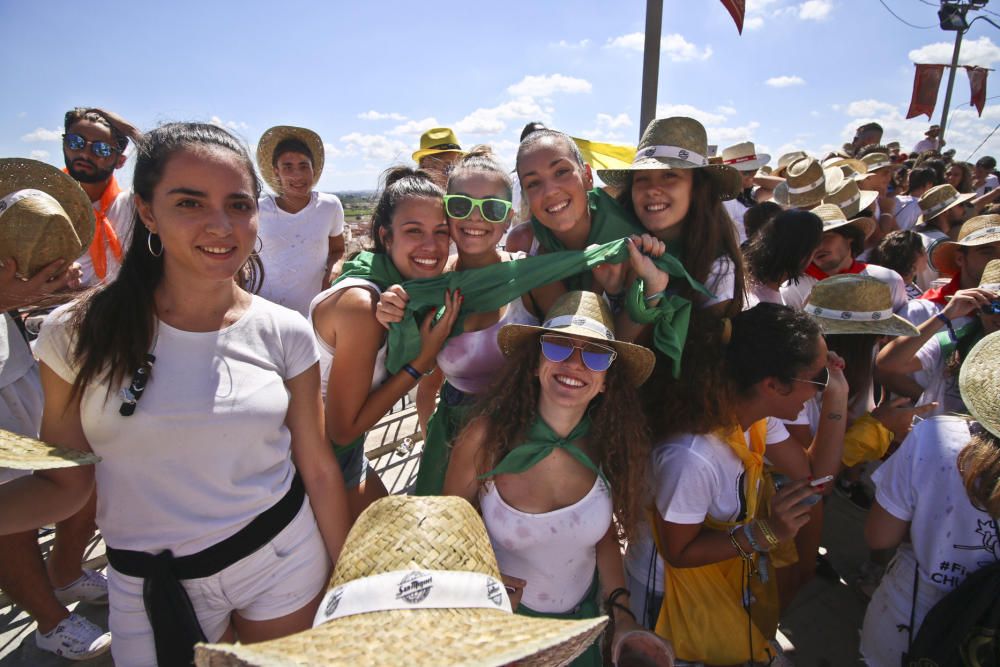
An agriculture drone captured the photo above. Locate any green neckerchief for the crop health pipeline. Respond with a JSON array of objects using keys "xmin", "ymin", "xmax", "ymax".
[
  {"xmin": 384, "ymin": 238, "xmax": 713, "ymax": 375},
  {"xmin": 478, "ymin": 415, "xmax": 606, "ymax": 484},
  {"xmin": 331, "ymin": 251, "xmax": 405, "ymax": 291},
  {"xmin": 934, "ymin": 318, "xmax": 983, "ymax": 358},
  {"xmin": 625, "ymin": 279, "xmax": 692, "ymax": 378},
  {"xmin": 530, "ymin": 188, "xmax": 644, "ymax": 291}
]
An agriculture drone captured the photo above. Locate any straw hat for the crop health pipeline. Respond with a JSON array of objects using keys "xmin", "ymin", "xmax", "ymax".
[
  {"xmin": 596, "ymin": 117, "xmax": 742, "ymax": 199},
  {"xmin": 823, "ymin": 156, "xmax": 868, "ymax": 180},
  {"xmin": 823, "ymin": 179, "xmax": 878, "ymax": 219},
  {"xmin": 753, "ymin": 166, "xmax": 785, "ymax": 189},
  {"xmin": 930, "ymin": 214, "xmax": 1000, "ymax": 276},
  {"xmin": 915, "ymin": 184, "xmax": 976, "ymax": 226},
  {"xmin": 772, "ymin": 158, "xmax": 843, "ymax": 208},
  {"xmin": 860, "ymin": 152, "xmax": 898, "ymax": 173},
  {"xmin": 498, "ymin": 291, "xmax": 655, "ymax": 386},
  {"xmin": 0, "ymin": 159, "xmax": 95, "ymax": 279},
  {"xmin": 960, "ymin": 330, "xmax": 1000, "ymax": 439},
  {"xmin": 256, "ymin": 126, "xmax": 325, "ymax": 194},
  {"xmin": 980, "ymin": 259, "xmax": 1000, "ymax": 291},
  {"xmin": 194, "ymin": 496, "xmax": 606, "ymax": 667},
  {"xmin": 811, "ymin": 203, "xmax": 877, "ymax": 240},
  {"xmin": 720, "ymin": 141, "xmax": 771, "ymax": 172},
  {"xmin": 773, "ymin": 151, "xmax": 808, "ymax": 177},
  {"xmin": 805, "ymin": 274, "xmax": 919, "ymax": 337},
  {"xmin": 0, "ymin": 429, "xmax": 101, "ymax": 470},
  {"xmin": 412, "ymin": 127, "xmax": 465, "ymax": 163}
]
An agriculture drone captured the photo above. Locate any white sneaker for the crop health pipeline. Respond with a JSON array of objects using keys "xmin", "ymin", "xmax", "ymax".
[
  {"xmin": 53, "ymin": 568, "xmax": 109, "ymax": 606},
  {"xmin": 35, "ymin": 613, "xmax": 112, "ymax": 661}
]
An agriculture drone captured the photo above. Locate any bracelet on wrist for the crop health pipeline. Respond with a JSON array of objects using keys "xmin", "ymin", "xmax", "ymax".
[
  {"xmin": 643, "ymin": 289, "xmax": 666, "ymax": 304},
  {"xmin": 728, "ymin": 526, "xmax": 753, "ymax": 560},
  {"xmin": 742, "ymin": 522, "xmax": 767, "ymax": 552},
  {"xmin": 402, "ymin": 364, "xmax": 424, "ymax": 380},
  {"xmin": 756, "ymin": 519, "xmax": 780, "ymax": 548},
  {"xmin": 935, "ymin": 313, "xmax": 958, "ymax": 343}
]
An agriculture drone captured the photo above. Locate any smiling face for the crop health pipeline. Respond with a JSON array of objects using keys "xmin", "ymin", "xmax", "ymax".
[
  {"xmin": 273, "ymin": 150, "xmax": 314, "ymax": 198},
  {"xmin": 136, "ymin": 146, "xmax": 258, "ymax": 285},
  {"xmin": 381, "ymin": 196, "xmax": 450, "ymax": 280},
  {"xmin": 517, "ymin": 136, "xmax": 592, "ymax": 238},
  {"xmin": 536, "ymin": 333, "xmax": 607, "ymax": 411},
  {"xmin": 630, "ymin": 168, "xmax": 693, "ymax": 240},
  {"xmin": 447, "ymin": 171, "xmax": 509, "ymax": 257}
]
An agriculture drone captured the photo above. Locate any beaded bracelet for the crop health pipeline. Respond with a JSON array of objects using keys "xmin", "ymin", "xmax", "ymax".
[
  {"xmin": 936, "ymin": 313, "xmax": 958, "ymax": 344},
  {"xmin": 757, "ymin": 519, "xmax": 780, "ymax": 548},
  {"xmin": 743, "ymin": 522, "xmax": 766, "ymax": 552}
]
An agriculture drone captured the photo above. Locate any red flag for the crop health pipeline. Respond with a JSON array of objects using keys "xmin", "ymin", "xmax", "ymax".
[
  {"xmin": 720, "ymin": 0, "xmax": 745, "ymax": 34},
  {"xmin": 966, "ymin": 66, "xmax": 989, "ymax": 116},
  {"xmin": 907, "ymin": 64, "xmax": 946, "ymax": 119}
]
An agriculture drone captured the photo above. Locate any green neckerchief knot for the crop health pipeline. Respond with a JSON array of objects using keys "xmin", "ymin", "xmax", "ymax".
[
  {"xmin": 479, "ymin": 415, "xmax": 605, "ymax": 484},
  {"xmin": 625, "ymin": 279, "xmax": 693, "ymax": 378},
  {"xmin": 531, "ymin": 188, "xmax": 644, "ymax": 291},
  {"xmin": 384, "ymin": 239, "xmax": 713, "ymax": 375},
  {"xmin": 331, "ymin": 251, "xmax": 405, "ymax": 291}
]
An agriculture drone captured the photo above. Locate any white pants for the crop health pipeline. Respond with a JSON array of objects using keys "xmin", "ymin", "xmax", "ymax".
[{"xmin": 108, "ymin": 501, "xmax": 328, "ymax": 667}]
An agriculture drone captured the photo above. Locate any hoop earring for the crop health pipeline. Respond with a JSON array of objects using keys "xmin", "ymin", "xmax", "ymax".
[
  {"xmin": 254, "ymin": 236, "xmax": 263, "ymax": 254},
  {"xmin": 146, "ymin": 231, "xmax": 163, "ymax": 257}
]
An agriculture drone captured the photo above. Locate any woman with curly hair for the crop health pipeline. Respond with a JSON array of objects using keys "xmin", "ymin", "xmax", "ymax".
[{"xmin": 443, "ymin": 291, "xmax": 672, "ymax": 667}]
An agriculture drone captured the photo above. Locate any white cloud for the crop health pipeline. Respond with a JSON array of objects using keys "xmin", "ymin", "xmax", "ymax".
[
  {"xmin": 605, "ymin": 32, "xmax": 712, "ymax": 61},
  {"xmin": 357, "ymin": 110, "xmax": 407, "ymax": 121},
  {"xmin": 388, "ymin": 117, "xmax": 440, "ymax": 136},
  {"xmin": 323, "ymin": 142, "xmax": 343, "ymax": 159},
  {"xmin": 338, "ymin": 132, "xmax": 411, "ymax": 163},
  {"xmin": 717, "ymin": 105, "xmax": 738, "ymax": 116},
  {"xmin": 765, "ymin": 75, "xmax": 805, "ymax": 88},
  {"xmin": 551, "ymin": 38, "xmax": 590, "ymax": 49},
  {"xmin": 210, "ymin": 116, "xmax": 248, "ymax": 131},
  {"xmin": 845, "ymin": 99, "xmax": 898, "ymax": 118},
  {"xmin": 707, "ymin": 121, "xmax": 762, "ymax": 145},
  {"xmin": 583, "ymin": 113, "xmax": 634, "ymax": 141},
  {"xmin": 605, "ymin": 32, "xmax": 644, "ymax": 51},
  {"xmin": 798, "ymin": 0, "xmax": 833, "ymax": 20},
  {"xmin": 655, "ymin": 103, "xmax": 731, "ymax": 126},
  {"xmin": 506, "ymin": 74, "xmax": 592, "ymax": 97},
  {"xmin": 745, "ymin": 16, "xmax": 765, "ymax": 30},
  {"xmin": 909, "ymin": 36, "xmax": 1000, "ymax": 67},
  {"xmin": 29, "ymin": 149, "xmax": 50, "ymax": 160},
  {"xmin": 596, "ymin": 113, "xmax": 632, "ymax": 129},
  {"xmin": 21, "ymin": 127, "xmax": 61, "ymax": 142},
  {"xmin": 453, "ymin": 98, "xmax": 548, "ymax": 136}
]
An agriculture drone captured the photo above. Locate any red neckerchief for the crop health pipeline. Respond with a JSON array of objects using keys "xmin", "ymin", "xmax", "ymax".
[
  {"xmin": 63, "ymin": 171, "xmax": 123, "ymax": 279},
  {"xmin": 921, "ymin": 273, "xmax": 961, "ymax": 305},
  {"xmin": 804, "ymin": 260, "xmax": 867, "ymax": 281}
]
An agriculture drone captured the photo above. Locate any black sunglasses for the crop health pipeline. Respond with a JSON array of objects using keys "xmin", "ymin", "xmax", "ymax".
[
  {"xmin": 791, "ymin": 366, "xmax": 829, "ymax": 389},
  {"xmin": 63, "ymin": 133, "xmax": 120, "ymax": 158}
]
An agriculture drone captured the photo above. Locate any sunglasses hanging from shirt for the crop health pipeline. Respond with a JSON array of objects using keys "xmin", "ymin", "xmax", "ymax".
[
  {"xmin": 119, "ymin": 354, "xmax": 155, "ymax": 416},
  {"xmin": 63, "ymin": 133, "xmax": 121, "ymax": 159}
]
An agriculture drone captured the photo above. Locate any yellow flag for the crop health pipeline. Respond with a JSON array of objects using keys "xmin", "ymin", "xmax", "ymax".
[{"xmin": 571, "ymin": 137, "xmax": 635, "ymax": 170}]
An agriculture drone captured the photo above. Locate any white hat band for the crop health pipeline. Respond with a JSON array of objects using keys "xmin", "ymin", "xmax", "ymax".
[
  {"xmin": 808, "ymin": 305, "xmax": 894, "ymax": 322},
  {"xmin": 834, "ymin": 191, "xmax": 860, "ymax": 210},
  {"xmin": 543, "ymin": 314, "xmax": 615, "ymax": 341},
  {"xmin": 634, "ymin": 145, "xmax": 707, "ymax": 167},
  {"xmin": 867, "ymin": 159, "xmax": 891, "ymax": 171},
  {"xmin": 314, "ymin": 569, "xmax": 512, "ymax": 627},
  {"xmin": 786, "ymin": 174, "xmax": 825, "ymax": 194},
  {"xmin": 0, "ymin": 189, "xmax": 59, "ymax": 219},
  {"xmin": 922, "ymin": 193, "xmax": 963, "ymax": 218},
  {"xmin": 959, "ymin": 226, "xmax": 1000, "ymax": 244},
  {"xmin": 981, "ymin": 282, "xmax": 1000, "ymax": 291}
]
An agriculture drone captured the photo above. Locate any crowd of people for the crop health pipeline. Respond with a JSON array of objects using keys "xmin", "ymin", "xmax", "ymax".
[{"xmin": 0, "ymin": 107, "xmax": 998, "ymax": 667}]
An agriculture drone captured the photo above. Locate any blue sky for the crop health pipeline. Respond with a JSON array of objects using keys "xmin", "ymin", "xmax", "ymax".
[{"xmin": 3, "ymin": 0, "xmax": 999, "ymax": 191}]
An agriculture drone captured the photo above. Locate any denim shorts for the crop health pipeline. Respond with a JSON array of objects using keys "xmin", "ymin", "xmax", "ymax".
[{"xmin": 336, "ymin": 443, "xmax": 370, "ymax": 489}]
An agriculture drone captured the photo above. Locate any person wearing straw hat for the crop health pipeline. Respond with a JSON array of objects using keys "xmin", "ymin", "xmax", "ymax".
[
  {"xmin": 780, "ymin": 204, "xmax": 908, "ymax": 313},
  {"xmin": 194, "ymin": 495, "xmax": 613, "ymax": 667},
  {"xmin": 412, "ymin": 127, "xmax": 466, "ymax": 187},
  {"xmin": 720, "ymin": 141, "xmax": 771, "ymax": 244},
  {"xmin": 772, "ymin": 151, "xmax": 808, "ymax": 178},
  {"xmin": 772, "ymin": 157, "xmax": 843, "ymax": 210},
  {"xmin": 60, "ymin": 107, "xmax": 139, "ymax": 286},
  {"xmin": 857, "ymin": 151, "xmax": 902, "ymax": 244},
  {"xmin": 861, "ymin": 328, "xmax": 1000, "ymax": 666},
  {"xmin": 442, "ymin": 291, "xmax": 673, "ymax": 666},
  {"xmin": 255, "ymin": 125, "xmax": 346, "ymax": 317},
  {"xmin": 912, "ymin": 124, "xmax": 944, "ymax": 155},
  {"xmin": 893, "ymin": 166, "xmax": 936, "ymax": 234}
]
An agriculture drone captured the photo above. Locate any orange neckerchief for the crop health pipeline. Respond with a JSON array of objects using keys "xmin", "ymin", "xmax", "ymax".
[{"xmin": 64, "ymin": 171, "xmax": 123, "ymax": 279}]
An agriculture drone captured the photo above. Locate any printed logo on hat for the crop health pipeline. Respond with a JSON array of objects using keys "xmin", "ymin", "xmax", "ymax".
[
  {"xmin": 324, "ymin": 587, "xmax": 344, "ymax": 616},
  {"xmin": 486, "ymin": 579, "xmax": 504, "ymax": 606},
  {"xmin": 678, "ymin": 149, "xmax": 689, "ymax": 161},
  {"xmin": 841, "ymin": 311, "xmax": 851, "ymax": 319},
  {"xmin": 872, "ymin": 312, "xmax": 882, "ymax": 320},
  {"xmin": 396, "ymin": 571, "xmax": 433, "ymax": 604},
  {"xmin": 643, "ymin": 147, "xmax": 656, "ymax": 158}
]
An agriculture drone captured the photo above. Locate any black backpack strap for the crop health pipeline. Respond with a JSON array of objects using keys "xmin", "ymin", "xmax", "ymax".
[{"xmin": 899, "ymin": 559, "xmax": 919, "ymax": 666}]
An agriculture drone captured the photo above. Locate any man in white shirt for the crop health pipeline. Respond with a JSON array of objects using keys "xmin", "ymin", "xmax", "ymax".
[
  {"xmin": 974, "ymin": 156, "xmax": 998, "ymax": 196},
  {"xmin": 894, "ymin": 167, "xmax": 936, "ymax": 232},
  {"xmin": 912, "ymin": 125, "xmax": 944, "ymax": 154}
]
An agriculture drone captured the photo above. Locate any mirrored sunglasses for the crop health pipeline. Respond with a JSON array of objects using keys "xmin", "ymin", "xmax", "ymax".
[
  {"xmin": 63, "ymin": 133, "xmax": 119, "ymax": 158},
  {"xmin": 443, "ymin": 194, "xmax": 512, "ymax": 224},
  {"xmin": 539, "ymin": 334, "xmax": 617, "ymax": 373}
]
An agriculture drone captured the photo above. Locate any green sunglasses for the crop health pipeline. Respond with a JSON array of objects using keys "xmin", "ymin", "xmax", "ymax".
[{"xmin": 443, "ymin": 194, "xmax": 513, "ymax": 223}]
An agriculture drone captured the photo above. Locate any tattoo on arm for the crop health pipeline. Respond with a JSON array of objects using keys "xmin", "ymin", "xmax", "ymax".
[{"xmin": 827, "ymin": 413, "xmax": 843, "ymax": 421}]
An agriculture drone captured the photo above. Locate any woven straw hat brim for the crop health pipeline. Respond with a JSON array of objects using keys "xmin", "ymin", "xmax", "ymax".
[
  {"xmin": 930, "ymin": 229, "xmax": 1000, "ymax": 276},
  {"xmin": 959, "ymin": 331, "xmax": 1000, "ymax": 439},
  {"xmin": 0, "ymin": 430, "xmax": 100, "ymax": 470},
  {"xmin": 915, "ymin": 191, "xmax": 976, "ymax": 225},
  {"xmin": 596, "ymin": 160, "xmax": 743, "ymax": 200},
  {"xmin": 0, "ymin": 159, "xmax": 96, "ymax": 273},
  {"xmin": 195, "ymin": 608, "xmax": 607, "ymax": 667},
  {"xmin": 820, "ymin": 216, "xmax": 876, "ymax": 240},
  {"xmin": 498, "ymin": 323, "xmax": 655, "ymax": 386},
  {"xmin": 773, "ymin": 181, "xmax": 825, "ymax": 208},
  {"xmin": 811, "ymin": 313, "xmax": 918, "ymax": 337},
  {"xmin": 256, "ymin": 126, "xmax": 325, "ymax": 194},
  {"xmin": 753, "ymin": 174, "xmax": 785, "ymax": 189}
]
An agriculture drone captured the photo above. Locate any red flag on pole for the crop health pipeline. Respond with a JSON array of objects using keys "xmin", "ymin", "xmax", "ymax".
[
  {"xmin": 966, "ymin": 66, "xmax": 989, "ymax": 116},
  {"xmin": 907, "ymin": 64, "xmax": 946, "ymax": 119},
  {"xmin": 720, "ymin": 0, "xmax": 745, "ymax": 34}
]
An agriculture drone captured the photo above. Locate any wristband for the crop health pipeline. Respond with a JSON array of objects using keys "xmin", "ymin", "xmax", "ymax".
[
  {"xmin": 728, "ymin": 526, "xmax": 752, "ymax": 560},
  {"xmin": 742, "ymin": 522, "xmax": 767, "ymax": 552},
  {"xmin": 935, "ymin": 313, "xmax": 958, "ymax": 343},
  {"xmin": 402, "ymin": 364, "xmax": 423, "ymax": 380},
  {"xmin": 644, "ymin": 290, "xmax": 666, "ymax": 303}
]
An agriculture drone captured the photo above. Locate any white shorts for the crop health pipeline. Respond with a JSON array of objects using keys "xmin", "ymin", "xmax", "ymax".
[{"xmin": 108, "ymin": 500, "xmax": 329, "ymax": 667}]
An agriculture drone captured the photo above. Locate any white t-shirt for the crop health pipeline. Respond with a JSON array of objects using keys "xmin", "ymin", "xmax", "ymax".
[
  {"xmin": 780, "ymin": 264, "xmax": 908, "ymax": 313},
  {"xmin": 0, "ymin": 314, "xmax": 42, "ymax": 485},
  {"xmin": 912, "ymin": 138, "xmax": 942, "ymax": 154},
  {"xmin": 723, "ymin": 199, "xmax": 749, "ymax": 245},
  {"xmin": 34, "ymin": 296, "xmax": 319, "ymax": 557},
  {"xmin": 77, "ymin": 190, "xmax": 133, "ymax": 287},
  {"xmin": 893, "ymin": 195, "xmax": 922, "ymax": 232},
  {"xmin": 257, "ymin": 192, "xmax": 346, "ymax": 316},
  {"xmin": 975, "ymin": 174, "xmax": 999, "ymax": 196},
  {"xmin": 913, "ymin": 333, "xmax": 966, "ymax": 417},
  {"xmin": 703, "ymin": 255, "xmax": 737, "ymax": 308}
]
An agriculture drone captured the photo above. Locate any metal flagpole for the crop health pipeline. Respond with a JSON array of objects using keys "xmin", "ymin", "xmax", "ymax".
[
  {"xmin": 639, "ymin": 0, "xmax": 663, "ymax": 140},
  {"xmin": 938, "ymin": 25, "xmax": 965, "ymax": 144}
]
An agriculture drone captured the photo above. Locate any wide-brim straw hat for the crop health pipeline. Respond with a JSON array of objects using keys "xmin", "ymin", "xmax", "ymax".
[
  {"xmin": 498, "ymin": 291, "xmax": 655, "ymax": 386},
  {"xmin": 805, "ymin": 274, "xmax": 919, "ymax": 337},
  {"xmin": 195, "ymin": 496, "xmax": 606, "ymax": 667},
  {"xmin": 0, "ymin": 159, "xmax": 95, "ymax": 279},
  {"xmin": 960, "ymin": 330, "xmax": 1000, "ymax": 439},
  {"xmin": 860, "ymin": 152, "xmax": 899, "ymax": 174},
  {"xmin": 811, "ymin": 203, "xmax": 877, "ymax": 240},
  {"xmin": 916, "ymin": 183, "xmax": 976, "ymax": 226},
  {"xmin": 772, "ymin": 159, "xmax": 843, "ymax": 208},
  {"xmin": 0, "ymin": 429, "xmax": 100, "ymax": 470},
  {"xmin": 412, "ymin": 127, "xmax": 465, "ymax": 163},
  {"xmin": 596, "ymin": 117, "xmax": 742, "ymax": 199},
  {"xmin": 823, "ymin": 179, "xmax": 878, "ymax": 219},
  {"xmin": 256, "ymin": 126, "xmax": 325, "ymax": 194},
  {"xmin": 773, "ymin": 151, "xmax": 808, "ymax": 177},
  {"xmin": 823, "ymin": 156, "xmax": 868, "ymax": 180},
  {"xmin": 931, "ymin": 214, "xmax": 1000, "ymax": 276},
  {"xmin": 721, "ymin": 141, "xmax": 771, "ymax": 172}
]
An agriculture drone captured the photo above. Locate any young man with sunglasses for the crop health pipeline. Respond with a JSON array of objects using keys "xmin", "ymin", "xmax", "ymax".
[{"xmin": 61, "ymin": 107, "xmax": 139, "ymax": 286}]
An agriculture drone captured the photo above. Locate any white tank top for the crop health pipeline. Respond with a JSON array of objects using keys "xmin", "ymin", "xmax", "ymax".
[
  {"xmin": 480, "ymin": 477, "xmax": 612, "ymax": 613},
  {"xmin": 308, "ymin": 278, "xmax": 388, "ymax": 400}
]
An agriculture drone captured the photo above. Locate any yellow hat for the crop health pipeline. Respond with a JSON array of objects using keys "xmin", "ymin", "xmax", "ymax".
[{"xmin": 412, "ymin": 127, "xmax": 465, "ymax": 163}]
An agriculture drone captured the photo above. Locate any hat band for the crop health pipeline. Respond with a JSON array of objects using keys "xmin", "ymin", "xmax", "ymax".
[
  {"xmin": 867, "ymin": 160, "xmax": 891, "ymax": 171},
  {"xmin": 313, "ymin": 569, "xmax": 512, "ymax": 627},
  {"xmin": 723, "ymin": 154, "xmax": 758, "ymax": 165},
  {"xmin": 543, "ymin": 314, "xmax": 614, "ymax": 341},
  {"xmin": 833, "ymin": 191, "xmax": 860, "ymax": 209},
  {"xmin": 0, "ymin": 188, "xmax": 59, "ymax": 218},
  {"xmin": 808, "ymin": 304, "xmax": 893, "ymax": 322},
  {"xmin": 634, "ymin": 145, "xmax": 707, "ymax": 167},
  {"xmin": 921, "ymin": 194, "xmax": 963, "ymax": 218},
  {"xmin": 429, "ymin": 143, "xmax": 461, "ymax": 151},
  {"xmin": 786, "ymin": 174, "xmax": 825, "ymax": 194},
  {"xmin": 981, "ymin": 282, "xmax": 1000, "ymax": 291},
  {"xmin": 959, "ymin": 226, "xmax": 1000, "ymax": 244}
]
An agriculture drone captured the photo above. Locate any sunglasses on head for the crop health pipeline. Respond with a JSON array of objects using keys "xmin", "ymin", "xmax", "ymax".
[
  {"xmin": 791, "ymin": 366, "xmax": 829, "ymax": 389},
  {"xmin": 539, "ymin": 334, "xmax": 617, "ymax": 373},
  {"xmin": 63, "ymin": 133, "xmax": 120, "ymax": 158},
  {"xmin": 443, "ymin": 194, "xmax": 512, "ymax": 224}
]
